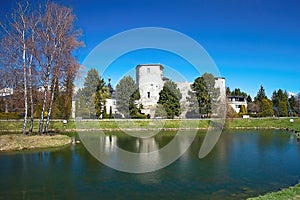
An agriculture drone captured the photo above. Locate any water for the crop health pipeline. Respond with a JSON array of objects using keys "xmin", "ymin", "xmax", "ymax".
[{"xmin": 1, "ymin": 130, "xmax": 300, "ymax": 199}]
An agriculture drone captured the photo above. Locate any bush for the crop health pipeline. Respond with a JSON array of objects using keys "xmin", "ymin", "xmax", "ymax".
[{"xmin": 0, "ymin": 112, "xmax": 20, "ymax": 119}]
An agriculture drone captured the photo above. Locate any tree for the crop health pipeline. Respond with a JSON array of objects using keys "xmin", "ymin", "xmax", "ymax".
[
  {"xmin": 254, "ymin": 85, "xmax": 267, "ymax": 102},
  {"xmin": 259, "ymin": 98, "xmax": 274, "ymax": 117},
  {"xmin": 288, "ymin": 95, "xmax": 297, "ymax": 116},
  {"xmin": 295, "ymin": 94, "xmax": 300, "ymax": 116},
  {"xmin": 129, "ymin": 89, "xmax": 146, "ymax": 119},
  {"xmin": 226, "ymin": 87, "xmax": 231, "ymax": 96},
  {"xmin": 0, "ymin": 1, "xmax": 34, "ymax": 134},
  {"xmin": 272, "ymin": 89, "xmax": 289, "ymax": 117},
  {"xmin": 277, "ymin": 101, "xmax": 288, "ymax": 117},
  {"xmin": 157, "ymin": 80, "xmax": 181, "ymax": 119},
  {"xmin": 246, "ymin": 95, "xmax": 252, "ymax": 103},
  {"xmin": 247, "ymin": 102, "xmax": 260, "ymax": 115},
  {"xmin": 230, "ymin": 88, "xmax": 247, "ymax": 97},
  {"xmin": 155, "ymin": 104, "xmax": 168, "ymax": 118},
  {"xmin": 41, "ymin": 3, "xmax": 83, "ymax": 133},
  {"xmin": 77, "ymin": 68, "xmax": 108, "ymax": 119},
  {"xmin": 239, "ymin": 105, "xmax": 247, "ymax": 116},
  {"xmin": 115, "ymin": 76, "xmax": 144, "ymax": 118},
  {"xmin": 187, "ymin": 73, "xmax": 219, "ymax": 118}
]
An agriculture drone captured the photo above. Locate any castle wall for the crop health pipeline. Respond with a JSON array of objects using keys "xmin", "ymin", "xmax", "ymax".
[{"xmin": 136, "ymin": 64, "xmax": 164, "ymax": 115}]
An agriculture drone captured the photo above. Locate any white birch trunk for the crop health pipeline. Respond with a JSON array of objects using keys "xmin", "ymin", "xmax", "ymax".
[
  {"xmin": 44, "ymin": 79, "xmax": 56, "ymax": 133},
  {"xmin": 22, "ymin": 29, "xmax": 28, "ymax": 135},
  {"xmin": 28, "ymin": 54, "xmax": 34, "ymax": 133}
]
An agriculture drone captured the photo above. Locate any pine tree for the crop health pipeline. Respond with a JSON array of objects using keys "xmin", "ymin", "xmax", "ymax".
[
  {"xmin": 157, "ymin": 80, "xmax": 181, "ymax": 119},
  {"xmin": 254, "ymin": 85, "xmax": 267, "ymax": 102},
  {"xmin": 187, "ymin": 73, "xmax": 219, "ymax": 118},
  {"xmin": 115, "ymin": 76, "xmax": 145, "ymax": 118},
  {"xmin": 259, "ymin": 98, "xmax": 274, "ymax": 117}
]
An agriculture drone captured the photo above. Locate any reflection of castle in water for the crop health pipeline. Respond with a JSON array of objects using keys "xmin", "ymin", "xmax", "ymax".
[{"xmin": 99, "ymin": 135, "xmax": 159, "ymax": 153}]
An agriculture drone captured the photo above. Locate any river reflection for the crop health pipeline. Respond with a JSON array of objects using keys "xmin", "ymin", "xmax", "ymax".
[{"xmin": 0, "ymin": 130, "xmax": 300, "ymax": 199}]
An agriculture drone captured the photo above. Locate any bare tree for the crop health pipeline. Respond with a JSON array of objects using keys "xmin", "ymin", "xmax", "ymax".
[
  {"xmin": 31, "ymin": 3, "xmax": 83, "ymax": 134},
  {"xmin": 1, "ymin": 1, "xmax": 83, "ymax": 134},
  {"xmin": 0, "ymin": 1, "xmax": 35, "ymax": 134}
]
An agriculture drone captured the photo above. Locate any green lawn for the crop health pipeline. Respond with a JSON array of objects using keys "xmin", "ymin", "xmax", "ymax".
[
  {"xmin": 225, "ymin": 117, "xmax": 300, "ymax": 131},
  {"xmin": 0, "ymin": 117, "xmax": 299, "ymax": 133},
  {"xmin": 248, "ymin": 184, "xmax": 300, "ymax": 200}
]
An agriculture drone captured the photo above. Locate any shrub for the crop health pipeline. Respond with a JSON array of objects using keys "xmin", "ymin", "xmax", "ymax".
[{"xmin": 0, "ymin": 112, "xmax": 20, "ymax": 119}]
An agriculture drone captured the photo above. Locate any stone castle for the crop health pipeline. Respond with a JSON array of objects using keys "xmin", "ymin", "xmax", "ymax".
[{"xmin": 134, "ymin": 64, "xmax": 225, "ymax": 118}]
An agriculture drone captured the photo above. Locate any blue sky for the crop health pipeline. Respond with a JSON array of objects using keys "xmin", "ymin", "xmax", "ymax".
[{"xmin": 1, "ymin": 0, "xmax": 300, "ymax": 98}]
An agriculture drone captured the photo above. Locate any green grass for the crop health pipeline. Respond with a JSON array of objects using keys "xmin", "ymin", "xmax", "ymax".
[
  {"xmin": 0, "ymin": 134, "xmax": 71, "ymax": 151},
  {"xmin": 0, "ymin": 119, "xmax": 211, "ymax": 132},
  {"xmin": 248, "ymin": 183, "xmax": 300, "ymax": 200},
  {"xmin": 225, "ymin": 117, "xmax": 300, "ymax": 131},
  {"xmin": 0, "ymin": 117, "xmax": 299, "ymax": 133}
]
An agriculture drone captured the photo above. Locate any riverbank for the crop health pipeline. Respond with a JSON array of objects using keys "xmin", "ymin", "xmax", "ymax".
[
  {"xmin": 0, "ymin": 134, "xmax": 71, "ymax": 151},
  {"xmin": 0, "ymin": 117, "xmax": 299, "ymax": 133},
  {"xmin": 248, "ymin": 183, "xmax": 300, "ymax": 200}
]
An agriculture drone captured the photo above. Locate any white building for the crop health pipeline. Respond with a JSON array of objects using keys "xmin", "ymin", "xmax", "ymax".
[
  {"xmin": 0, "ymin": 88, "xmax": 13, "ymax": 97},
  {"xmin": 227, "ymin": 96, "xmax": 247, "ymax": 113},
  {"xmin": 73, "ymin": 64, "xmax": 226, "ymax": 119},
  {"xmin": 135, "ymin": 64, "xmax": 226, "ymax": 118},
  {"xmin": 136, "ymin": 64, "xmax": 165, "ymax": 116},
  {"xmin": 105, "ymin": 98, "xmax": 118, "ymax": 115}
]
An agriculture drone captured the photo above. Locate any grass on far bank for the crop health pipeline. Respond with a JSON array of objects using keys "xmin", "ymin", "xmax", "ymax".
[
  {"xmin": 248, "ymin": 183, "xmax": 300, "ymax": 200},
  {"xmin": 225, "ymin": 117, "xmax": 300, "ymax": 131},
  {"xmin": 0, "ymin": 117, "xmax": 299, "ymax": 133},
  {"xmin": 0, "ymin": 134, "xmax": 71, "ymax": 151}
]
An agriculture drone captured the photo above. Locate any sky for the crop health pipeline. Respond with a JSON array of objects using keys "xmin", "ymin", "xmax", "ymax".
[{"xmin": 1, "ymin": 0, "xmax": 300, "ymax": 98}]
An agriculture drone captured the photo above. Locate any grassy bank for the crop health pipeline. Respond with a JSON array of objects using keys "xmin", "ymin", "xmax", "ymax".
[
  {"xmin": 225, "ymin": 117, "xmax": 300, "ymax": 131},
  {"xmin": 0, "ymin": 119, "xmax": 210, "ymax": 132},
  {"xmin": 248, "ymin": 183, "xmax": 300, "ymax": 200},
  {"xmin": 0, "ymin": 134, "xmax": 71, "ymax": 151},
  {"xmin": 0, "ymin": 118, "xmax": 299, "ymax": 133}
]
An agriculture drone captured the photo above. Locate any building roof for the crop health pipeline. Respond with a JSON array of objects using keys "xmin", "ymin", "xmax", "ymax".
[
  {"xmin": 227, "ymin": 95, "xmax": 246, "ymax": 98},
  {"xmin": 136, "ymin": 64, "xmax": 164, "ymax": 70}
]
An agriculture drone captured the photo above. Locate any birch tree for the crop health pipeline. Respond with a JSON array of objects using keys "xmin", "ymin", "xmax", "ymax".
[
  {"xmin": 29, "ymin": 2, "xmax": 83, "ymax": 133},
  {"xmin": 0, "ymin": 1, "xmax": 34, "ymax": 134},
  {"xmin": 0, "ymin": 1, "xmax": 83, "ymax": 134}
]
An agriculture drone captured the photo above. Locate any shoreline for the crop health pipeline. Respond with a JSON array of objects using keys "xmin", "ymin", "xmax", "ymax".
[
  {"xmin": 247, "ymin": 183, "xmax": 300, "ymax": 200},
  {"xmin": 0, "ymin": 134, "xmax": 72, "ymax": 152}
]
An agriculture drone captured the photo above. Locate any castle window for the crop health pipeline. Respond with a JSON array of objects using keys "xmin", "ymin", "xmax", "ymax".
[
  {"xmin": 147, "ymin": 68, "xmax": 150, "ymax": 74},
  {"xmin": 147, "ymin": 92, "xmax": 150, "ymax": 98}
]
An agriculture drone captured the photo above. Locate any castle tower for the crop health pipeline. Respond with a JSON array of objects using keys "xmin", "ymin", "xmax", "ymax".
[
  {"xmin": 136, "ymin": 64, "xmax": 164, "ymax": 115},
  {"xmin": 214, "ymin": 77, "xmax": 226, "ymax": 102}
]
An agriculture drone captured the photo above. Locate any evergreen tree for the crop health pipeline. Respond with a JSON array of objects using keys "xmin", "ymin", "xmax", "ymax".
[
  {"xmin": 272, "ymin": 89, "xmax": 289, "ymax": 117},
  {"xmin": 226, "ymin": 87, "xmax": 231, "ymax": 96},
  {"xmin": 157, "ymin": 80, "xmax": 181, "ymax": 119},
  {"xmin": 231, "ymin": 88, "xmax": 247, "ymax": 97},
  {"xmin": 239, "ymin": 105, "xmax": 247, "ymax": 116},
  {"xmin": 277, "ymin": 101, "xmax": 289, "ymax": 117},
  {"xmin": 254, "ymin": 85, "xmax": 267, "ymax": 102},
  {"xmin": 295, "ymin": 94, "xmax": 300, "ymax": 116},
  {"xmin": 115, "ymin": 76, "xmax": 145, "ymax": 118},
  {"xmin": 246, "ymin": 95, "xmax": 252, "ymax": 103},
  {"xmin": 77, "ymin": 68, "xmax": 108, "ymax": 119},
  {"xmin": 187, "ymin": 73, "xmax": 219, "ymax": 118},
  {"xmin": 155, "ymin": 104, "xmax": 168, "ymax": 118},
  {"xmin": 129, "ymin": 89, "xmax": 146, "ymax": 118},
  {"xmin": 259, "ymin": 98, "xmax": 274, "ymax": 117},
  {"xmin": 288, "ymin": 95, "xmax": 296, "ymax": 116}
]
